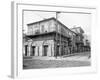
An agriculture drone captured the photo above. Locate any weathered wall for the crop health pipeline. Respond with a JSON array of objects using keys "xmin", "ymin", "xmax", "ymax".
[{"xmin": 23, "ymin": 40, "xmax": 54, "ymax": 57}]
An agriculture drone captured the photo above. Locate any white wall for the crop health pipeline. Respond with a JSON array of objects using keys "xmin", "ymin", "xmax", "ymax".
[
  {"xmin": 0, "ymin": 0, "xmax": 100, "ymax": 80},
  {"xmin": 29, "ymin": 40, "xmax": 54, "ymax": 56}
]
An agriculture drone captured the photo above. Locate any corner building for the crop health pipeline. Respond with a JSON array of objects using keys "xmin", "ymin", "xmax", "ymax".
[{"xmin": 23, "ymin": 17, "xmax": 77, "ymax": 57}]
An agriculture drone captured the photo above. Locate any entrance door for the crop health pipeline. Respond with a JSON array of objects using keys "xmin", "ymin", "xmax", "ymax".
[
  {"xmin": 31, "ymin": 46, "xmax": 35, "ymax": 56},
  {"xmin": 43, "ymin": 45, "xmax": 48, "ymax": 56},
  {"xmin": 56, "ymin": 46, "xmax": 59, "ymax": 56},
  {"xmin": 25, "ymin": 45, "xmax": 28, "ymax": 56}
]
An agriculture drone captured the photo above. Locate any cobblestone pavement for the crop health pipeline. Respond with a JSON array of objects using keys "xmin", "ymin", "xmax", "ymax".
[{"xmin": 23, "ymin": 52, "xmax": 91, "ymax": 69}]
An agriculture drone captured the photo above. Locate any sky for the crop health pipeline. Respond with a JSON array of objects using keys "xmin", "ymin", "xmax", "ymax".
[{"xmin": 23, "ymin": 11, "xmax": 91, "ymax": 41}]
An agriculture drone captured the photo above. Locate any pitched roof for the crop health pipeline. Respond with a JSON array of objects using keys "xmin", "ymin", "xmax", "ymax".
[{"xmin": 70, "ymin": 27, "xmax": 84, "ymax": 33}]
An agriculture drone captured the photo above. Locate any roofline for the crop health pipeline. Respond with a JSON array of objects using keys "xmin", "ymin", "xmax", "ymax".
[
  {"xmin": 53, "ymin": 18, "xmax": 77, "ymax": 35},
  {"xmin": 70, "ymin": 27, "xmax": 83, "ymax": 30},
  {"xmin": 27, "ymin": 17, "xmax": 77, "ymax": 35},
  {"xmin": 70, "ymin": 27, "xmax": 84, "ymax": 33}
]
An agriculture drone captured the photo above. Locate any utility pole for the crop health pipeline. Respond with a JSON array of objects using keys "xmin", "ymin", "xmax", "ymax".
[
  {"xmin": 55, "ymin": 11, "xmax": 61, "ymax": 58},
  {"xmin": 59, "ymin": 16, "xmax": 62, "ymax": 57}
]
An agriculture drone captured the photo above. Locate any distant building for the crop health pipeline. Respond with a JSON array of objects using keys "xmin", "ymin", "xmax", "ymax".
[
  {"xmin": 83, "ymin": 35, "xmax": 91, "ymax": 51},
  {"xmin": 71, "ymin": 27, "xmax": 84, "ymax": 52}
]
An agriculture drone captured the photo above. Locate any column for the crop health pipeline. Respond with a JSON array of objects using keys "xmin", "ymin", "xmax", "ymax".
[
  {"xmin": 48, "ymin": 45, "xmax": 51, "ymax": 56},
  {"xmin": 52, "ymin": 43, "xmax": 55, "ymax": 57},
  {"xmin": 51, "ymin": 45, "xmax": 53, "ymax": 57},
  {"xmin": 39, "ymin": 45, "xmax": 43, "ymax": 56},
  {"xmin": 35, "ymin": 46, "xmax": 38, "ymax": 56},
  {"xmin": 27, "ymin": 45, "xmax": 31, "ymax": 56}
]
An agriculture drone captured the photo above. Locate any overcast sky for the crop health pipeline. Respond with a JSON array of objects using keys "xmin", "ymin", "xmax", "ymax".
[{"xmin": 23, "ymin": 11, "xmax": 91, "ymax": 40}]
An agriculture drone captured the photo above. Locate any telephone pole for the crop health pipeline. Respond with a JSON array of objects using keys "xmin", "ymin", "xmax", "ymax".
[{"xmin": 55, "ymin": 11, "xmax": 61, "ymax": 58}]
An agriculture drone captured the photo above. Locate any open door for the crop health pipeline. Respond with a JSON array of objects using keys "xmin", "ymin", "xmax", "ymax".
[
  {"xmin": 25, "ymin": 45, "xmax": 28, "ymax": 56},
  {"xmin": 31, "ymin": 46, "xmax": 35, "ymax": 56},
  {"xmin": 43, "ymin": 45, "xmax": 48, "ymax": 56}
]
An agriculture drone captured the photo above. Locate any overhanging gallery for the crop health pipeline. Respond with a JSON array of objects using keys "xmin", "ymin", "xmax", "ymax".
[{"xmin": 23, "ymin": 17, "xmax": 90, "ymax": 57}]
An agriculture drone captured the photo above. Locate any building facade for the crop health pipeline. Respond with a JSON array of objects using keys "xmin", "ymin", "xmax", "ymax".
[
  {"xmin": 71, "ymin": 27, "xmax": 85, "ymax": 52},
  {"xmin": 23, "ymin": 18, "xmax": 86, "ymax": 57}
]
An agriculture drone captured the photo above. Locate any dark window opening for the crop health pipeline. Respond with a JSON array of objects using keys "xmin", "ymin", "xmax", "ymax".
[
  {"xmin": 25, "ymin": 45, "xmax": 28, "ymax": 56},
  {"xmin": 31, "ymin": 46, "xmax": 35, "ymax": 56},
  {"xmin": 56, "ymin": 46, "xmax": 60, "ymax": 56},
  {"xmin": 43, "ymin": 45, "xmax": 48, "ymax": 56},
  {"xmin": 41, "ymin": 25, "xmax": 44, "ymax": 32}
]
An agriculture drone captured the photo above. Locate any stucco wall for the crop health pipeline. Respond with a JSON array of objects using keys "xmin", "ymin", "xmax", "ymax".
[{"xmin": 24, "ymin": 39, "xmax": 54, "ymax": 57}]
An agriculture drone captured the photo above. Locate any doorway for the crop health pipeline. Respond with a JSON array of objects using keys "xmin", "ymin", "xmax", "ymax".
[
  {"xmin": 25, "ymin": 45, "xmax": 28, "ymax": 56},
  {"xmin": 31, "ymin": 46, "xmax": 35, "ymax": 56},
  {"xmin": 56, "ymin": 45, "xmax": 60, "ymax": 56},
  {"xmin": 43, "ymin": 45, "xmax": 48, "ymax": 56}
]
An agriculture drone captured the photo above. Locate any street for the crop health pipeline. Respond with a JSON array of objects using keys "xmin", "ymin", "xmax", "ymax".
[{"xmin": 23, "ymin": 52, "xmax": 91, "ymax": 69}]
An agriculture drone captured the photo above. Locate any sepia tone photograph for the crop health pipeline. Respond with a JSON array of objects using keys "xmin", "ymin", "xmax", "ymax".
[{"xmin": 22, "ymin": 10, "xmax": 91, "ymax": 69}]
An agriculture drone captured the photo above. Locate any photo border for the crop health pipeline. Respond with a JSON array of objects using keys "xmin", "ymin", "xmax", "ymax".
[{"xmin": 11, "ymin": 1, "xmax": 97, "ymax": 78}]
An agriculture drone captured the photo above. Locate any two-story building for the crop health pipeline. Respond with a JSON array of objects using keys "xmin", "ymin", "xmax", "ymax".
[
  {"xmin": 23, "ymin": 17, "xmax": 76, "ymax": 57},
  {"xmin": 83, "ymin": 35, "xmax": 91, "ymax": 52},
  {"xmin": 71, "ymin": 27, "xmax": 84, "ymax": 52}
]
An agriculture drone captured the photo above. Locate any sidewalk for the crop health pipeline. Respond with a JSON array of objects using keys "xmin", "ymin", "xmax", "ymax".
[
  {"xmin": 23, "ymin": 52, "xmax": 91, "ymax": 61},
  {"xmin": 24, "ymin": 55, "xmax": 90, "ymax": 61}
]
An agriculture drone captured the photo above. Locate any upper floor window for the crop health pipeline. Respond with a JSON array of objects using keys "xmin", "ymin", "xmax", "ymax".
[
  {"xmin": 41, "ymin": 25, "xmax": 44, "ymax": 33},
  {"xmin": 28, "ymin": 27, "xmax": 33, "ymax": 35},
  {"xmin": 35, "ymin": 29, "xmax": 40, "ymax": 35},
  {"xmin": 48, "ymin": 21, "xmax": 52, "ymax": 27}
]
